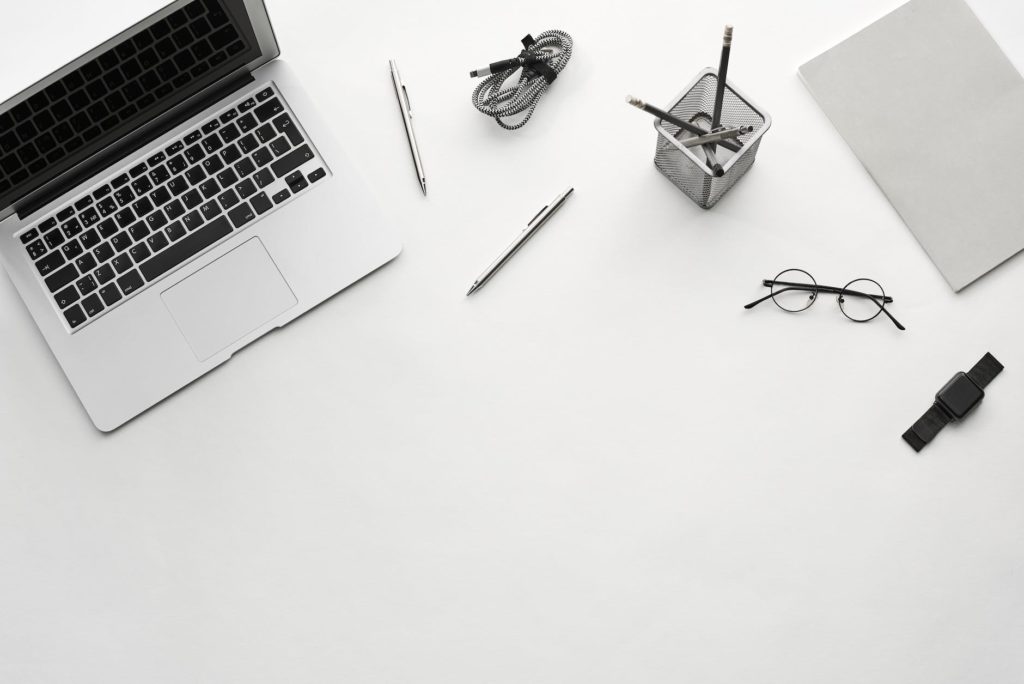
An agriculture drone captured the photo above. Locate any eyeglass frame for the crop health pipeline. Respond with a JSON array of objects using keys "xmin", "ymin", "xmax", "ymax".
[{"xmin": 744, "ymin": 269, "xmax": 906, "ymax": 330}]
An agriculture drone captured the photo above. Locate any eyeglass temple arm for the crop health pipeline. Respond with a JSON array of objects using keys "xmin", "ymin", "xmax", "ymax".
[{"xmin": 762, "ymin": 280, "xmax": 894, "ymax": 304}]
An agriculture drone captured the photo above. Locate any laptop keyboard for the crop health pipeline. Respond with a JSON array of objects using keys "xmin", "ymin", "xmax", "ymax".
[{"xmin": 18, "ymin": 84, "xmax": 329, "ymax": 332}]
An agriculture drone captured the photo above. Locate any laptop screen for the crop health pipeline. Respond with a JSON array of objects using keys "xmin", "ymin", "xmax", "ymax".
[{"xmin": 0, "ymin": 0, "xmax": 267, "ymax": 214}]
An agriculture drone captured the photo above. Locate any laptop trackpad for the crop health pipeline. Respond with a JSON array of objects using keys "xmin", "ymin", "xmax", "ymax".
[{"xmin": 162, "ymin": 238, "xmax": 297, "ymax": 361}]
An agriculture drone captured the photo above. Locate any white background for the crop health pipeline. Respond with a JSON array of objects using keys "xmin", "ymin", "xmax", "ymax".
[{"xmin": 2, "ymin": 0, "xmax": 1024, "ymax": 681}]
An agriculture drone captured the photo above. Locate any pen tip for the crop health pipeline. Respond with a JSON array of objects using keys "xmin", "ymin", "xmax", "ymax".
[
  {"xmin": 420, "ymin": 179, "xmax": 427, "ymax": 195},
  {"xmin": 466, "ymin": 285, "xmax": 477, "ymax": 296}
]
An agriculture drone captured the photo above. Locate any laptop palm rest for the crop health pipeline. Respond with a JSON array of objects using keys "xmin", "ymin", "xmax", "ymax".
[{"xmin": 161, "ymin": 238, "xmax": 297, "ymax": 362}]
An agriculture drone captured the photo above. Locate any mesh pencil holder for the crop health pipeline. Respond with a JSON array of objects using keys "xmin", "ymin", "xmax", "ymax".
[{"xmin": 653, "ymin": 68, "xmax": 771, "ymax": 209}]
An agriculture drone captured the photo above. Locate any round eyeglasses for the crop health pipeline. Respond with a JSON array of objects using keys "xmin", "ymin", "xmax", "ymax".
[{"xmin": 744, "ymin": 268, "xmax": 905, "ymax": 330}]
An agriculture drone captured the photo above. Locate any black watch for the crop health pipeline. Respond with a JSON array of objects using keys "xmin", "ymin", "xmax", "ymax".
[{"xmin": 902, "ymin": 352, "xmax": 1003, "ymax": 452}]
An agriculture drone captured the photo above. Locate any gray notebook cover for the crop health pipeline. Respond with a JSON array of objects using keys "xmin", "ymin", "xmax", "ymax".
[{"xmin": 799, "ymin": 0, "xmax": 1024, "ymax": 291}]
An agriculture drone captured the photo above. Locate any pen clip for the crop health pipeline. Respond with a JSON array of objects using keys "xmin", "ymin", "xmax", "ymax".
[{"xmin": 527, "ymin": 204, "xmax": 549, "ymax": 227}]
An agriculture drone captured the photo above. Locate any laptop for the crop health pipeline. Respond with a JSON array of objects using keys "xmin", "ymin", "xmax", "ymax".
[{"xmin": 0, "ymin": 0, "xmax": 401, "ymax": 431}]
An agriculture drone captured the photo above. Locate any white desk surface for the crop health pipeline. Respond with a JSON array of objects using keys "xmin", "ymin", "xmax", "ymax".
[{"xmin": 2, "ymin": 0, "xmax": 1024, "ymax": 681}]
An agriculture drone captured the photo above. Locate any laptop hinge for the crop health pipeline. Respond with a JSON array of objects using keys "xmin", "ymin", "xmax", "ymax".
[{"xmin": 17, "ymin": 71, "xmax": 255, "ymax": 221}]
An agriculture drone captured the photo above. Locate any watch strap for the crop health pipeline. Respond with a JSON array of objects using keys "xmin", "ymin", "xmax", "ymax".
[
  {"xmin": 966, "ymin": 352, "xmax": 1003, "ymax": 389},
  {"xmin": 902, "ymin": 403, "xmax": 952, "ymax": 453}
]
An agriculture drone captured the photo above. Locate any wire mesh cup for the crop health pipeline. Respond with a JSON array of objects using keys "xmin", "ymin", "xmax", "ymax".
[{"xmin": 653, "ymin": 68, "xmax": 771, "ymax": 209}]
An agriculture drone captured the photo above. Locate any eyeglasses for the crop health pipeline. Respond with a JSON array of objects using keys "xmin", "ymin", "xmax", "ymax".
[{"xmin": 744, "ymin": 268, "xmax": 905, "ymax": 330}]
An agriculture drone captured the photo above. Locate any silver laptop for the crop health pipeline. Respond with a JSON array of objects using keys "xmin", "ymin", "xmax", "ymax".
[{"xmin": 0, "ymin": 0, "xmax": 401, "ymax": 431}]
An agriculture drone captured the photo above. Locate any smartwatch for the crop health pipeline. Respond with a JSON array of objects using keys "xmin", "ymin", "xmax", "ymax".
[{"xmin": 903, "ymin": 352, "xmax": 1003, "ymax": 452}]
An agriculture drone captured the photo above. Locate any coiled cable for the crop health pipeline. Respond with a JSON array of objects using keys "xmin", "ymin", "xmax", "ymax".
[{"xmin": 469, "ymin": 30, "xmax": 573, "ymax": 130}]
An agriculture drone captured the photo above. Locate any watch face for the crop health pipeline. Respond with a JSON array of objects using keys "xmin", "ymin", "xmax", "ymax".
[{"xmin": 936, "ymin": 372, "xmax": 984, "ymax": 420}]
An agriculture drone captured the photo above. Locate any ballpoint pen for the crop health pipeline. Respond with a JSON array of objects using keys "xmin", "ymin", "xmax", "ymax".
[
  {"xmin": 389, "ymin": 59, "xmax": 427, "ymax": 195},
  {"xmin": 626, "ymin": 96, "xmax": 743, "ymax": 154},
  {"xmin": 466, "ymin": 187, "xmax": 574, "ymax": 296}
]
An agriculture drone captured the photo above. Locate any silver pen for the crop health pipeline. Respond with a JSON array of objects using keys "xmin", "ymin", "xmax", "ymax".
[
  {"xmin": 466, "ymin": 187, "xmax": 574, "ymax": 296},
  {"xmin": 389, "ymin": 59, "xmax": 426, "ymax": 195}
]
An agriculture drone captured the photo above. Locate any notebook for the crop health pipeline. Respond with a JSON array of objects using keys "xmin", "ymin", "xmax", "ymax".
[{"xmin": 799, "ymin": 0, "xmax": 1024, "ymax": 291}]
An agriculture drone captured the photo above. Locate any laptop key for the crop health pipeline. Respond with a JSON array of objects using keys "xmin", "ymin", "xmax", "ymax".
[
  {"xmin": 253, "ymin": 168, "xmax": 274, "ymax": 188},
  {"xmin": 234, "ymin": 157, "xmax": 256, "ymax": 179},
  {"xmin": 285, "ymin": 171, "xmax": 308, "ymax": 194},
  {"xmin": 76, "ymin": 274, "xmax": 97, "ymax": 295},
  {"xmin": 111, "ymin": 173, "xmax": 130, "ymax": 189},
  {"xmin": 238, "ymin": 133, "xmax": 258, "ymax": 153},
  {"xmin": 165, "ymin": 140, "xmax": 184, "ymax": 155},
  {"xmin": 110, "ymin": 232, "xmax": 132, "ymax": 252},
  {"xmin": 216, "ymin": 168, "xmax": 238, "ymax": 187},
  {"xmin": 184, "ymin": 144, "xmax": 205, "ymax": 164},
  {"xmin": 128, "ymin": 222, "xmax": 150, "ymax": 241},
  {"xmin": 146, "ymin": 210, "xmax": 168, "ymax": 231},
  {"xmin": 55, "ymin": 284, "xmax": 80, "ymax": 308},
  {"xmin": 256, "ymin": 88, "xmax": 273, "ymax": 102},
  {"xmin": 200, "ymin": 200, "xmax": 222, "ymax": 221},
  {"xmin": 94, "ymin": 242, "xmax": 115, "ymax": 264},
  {"xmin": 26, "ymin": 239, "xmax": 47, "ymax": 260},
  {"xmin": 129, "ymin": 243, "xmax": 151, "ymax": 263},
  {"xmin": 201, "ymin": 119, "xmax": 220, "ymax": 135},
  {"xmin": 185, "ymin": 166, "xmax": 206, "ymax": 185},
  {"xmin": 269, "ymin": 136, "xmax": 291, "ymax": 157},
  {"xmin": 217, "ymin": 189, "xmax": 239, "ymax": 210},
  {"xmin": 235, "ymin": 178, "xmax": 256, "ymax": 199},
  {"xmin": 255, "ymin": 123, "xmax": 274, "ymax": 144},
  {"xmin": 250, "ymin": 192, "xmax": 272, "ymax": 215},
  {"xmin": 220, "ymin": 122, "xmax": 239, "ymax": 142},
  {"xmin": 270, "ymin": 145, "xmax": 313, "ymax": 178},
  {"xmin": 95, "ymin": 264, "xmax": 115, "ymax": 284},
  {"xmin": 146, "ymin": 231, "xmax": 169, "ymax": 253},
  {"xmin": 272, "ymin": 113, "xmax": 303, "ymax": 146},
  {"xmin": 80, "ymin": 207, "xmax": 100, "ymax": 227},
  {"xmin": 20, "ymin": 228, "xmax": 40, "ymax": 244},
  {"xmin": 61, "ymin": 240, "xmax": 83, "ymax": 260},
  {"xmin": 182, "ymin": 210, "xmax": 203, "ymax": 231},
  {"xmin": 221, "ymin": 144, "xmax": 241, "ymax": 164},
  {"xmin": 113, "ymin": 187, "xmax": 134, "ymax": 207},
  {"xmin": 117, "ymin": 269, "xmax": 144, "ymax": 295},
  {"xmin": 82, "ymin": 293, "xmax": 104, "ymax": 317},
  {"xmin": 149, "ymin": 164, "xmax": 170, "ymax": 185},
  {"xmin": 182, "ymin": 189, "xmax": 202, "ymax": 209},
  {"xmin": 165, "ymin": 199, "xmax": 185, "ymax": 220},
  {"xmin": 97, "ymin": 196, "xmax": 118, "ymax": 216},
  {"xmin": 129, "ymin": 163, "xmax": 147, "ymax": 178},
  {"xmin": 64, "ymin": 304, "xmax": 86, "ymax": 328},
  {"xmin": 99, "ymin": 284, "xmax": 122, "ymax": 306},
  {"xmin": 139, "ymin": 215, "xmax": 231, "ymax": 281},
  {"xmin": 202, "ymin": 155, "xmax": 224, "ymax": 174},
  {"xmin": 80, "ymin": 229, "xmax": 100, "ymax": 250},
  {"xmin": 44, "ymin": 228, "xmax": 65, "ymax": 250},
  {"xmin": 131, "ymin": 176, "xmax": 153, "ymax": 195},
  {"xmin": 61, "ymin": 218, "xmax": 82, "ymax": 238},
  {"xmin": 168, "ymin": 176, "xmax": 189, "ymax": 196},
  {"xmin": 57, "ymin": 207, "xmax": 75, "ymax": 221},
  {"xmin": 45, "ymin": 263, "xmax": 78, "ymax": 292},
  {"xmin": 150, "ymin": 186, "xmax": 171, "ymax": 207},
  {"xmin": 199, "ymin": 179, "xmax": 219, "ymax": 199},
  {"xmin": 228, "ymin": 202, "xmax": 255, "ymax": 228},
  {"xmin": 166, "ymin": 220, "xmax": 186, "ymax": 241},
  {"xmin": 202, "ymin": 134, "xmax": 223, "ymax": 154},
  {"xmin": 112, "ymin": 254, "xmax": 132, "ymax": 274},
  {"xmin": 115, "ymin": 207, "xmax": 135, "ymax": 227},
  {"xmin": 132, "ymin": 196, "xmax": 153, "ymax": 216},
  {"xmin": 272, "ymin": 189, "xmax": 291, "ymax": 204},
  {"xmin": 255, "ymin": 98, "xmax": 283, "ymax": 122},
  {"xmin": 75, "ymin": 253, "xmax": 97, "ymax": 273},
  {"xmin": 239, "ymin": 98, "xmax": 257, "ymax": 112},
  {"xmin": 98, "ymin": 218, "xmax": 118, "ymax": 238},
  {"xmin": 167, "ymin": 154, "xmax": 188, "ymax": 174},
  {"xmin": 252, "ymin": 147, "xmax": 273, "ymax": 167},
  {"xmin": 36, "ymin": 251, "xmax": 65, "ymax": 276},
  {"xmin": 308, "ymin": 168, "xmax": 326, "ymax": 183}
]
